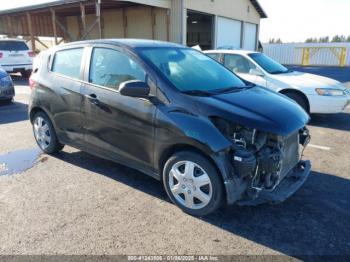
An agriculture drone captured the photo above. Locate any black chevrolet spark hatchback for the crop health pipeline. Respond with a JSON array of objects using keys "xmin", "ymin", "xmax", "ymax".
[{"xmin": 29, "ymin": 39, "xmax": 311, "ymax": 216}]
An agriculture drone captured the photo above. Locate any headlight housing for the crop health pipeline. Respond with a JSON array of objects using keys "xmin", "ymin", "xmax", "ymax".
[
  {"xmin": 210, "ymin": 117, "xmax": 267, "ymax": 151},
  {"xmin": 315, "ymin": 88, "xmax": 345, "ymax": 96}
]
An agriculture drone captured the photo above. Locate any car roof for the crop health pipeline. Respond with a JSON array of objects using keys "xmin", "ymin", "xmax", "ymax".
[
  {"xmin": 204, "ymin": 49, "xmax": 259, "ymax": 55},
  {"xmin": 61, "ymin": 39, "xmax": 184, "ymax": 50},
  {"xmin": 0, "ymin": 38, "xmax": 27, "ymax": 42}
]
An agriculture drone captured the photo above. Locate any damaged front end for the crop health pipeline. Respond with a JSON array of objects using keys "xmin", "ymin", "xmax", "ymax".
[{"xmin": 211, "ymin": 117, "xmax": 311, "ymax": 205}]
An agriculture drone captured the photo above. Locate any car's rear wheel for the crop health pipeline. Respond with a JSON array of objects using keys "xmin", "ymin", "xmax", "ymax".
[
  {"xmin": 1, "ymin": 98, "xmax": 13, "ymax": 104},
  {"xmin": 163, "ymin": 151, "xmax": 224, "ymax": 216},
  {"xmin": 284, "ymin": 92, "xmax": 309, "ymax": 114},
  {"xmin": 32, "ymin": 111, "xmax": 64, "ymax": 154},
  {"xmin": 22, "ymin": 70, "xmax": 32, "ymax": 79}
]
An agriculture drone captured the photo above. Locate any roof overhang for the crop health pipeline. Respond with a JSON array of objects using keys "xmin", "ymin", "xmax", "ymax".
[
  {"xmin": 250, "ymin": 0, "xmax": 268, "ymax": 18},
  {"xmin": 0, "ymin": 0, "xmax": 170, "ymax": 15}
]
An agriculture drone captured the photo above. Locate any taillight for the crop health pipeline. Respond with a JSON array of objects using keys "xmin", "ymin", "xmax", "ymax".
[
  {"xmin": 29, "ymin": 76, "xmax": 36, "ymax": 90},
  {"xmin": 28, "ymin": 51, "xmax": 35, "ymax": 58},
  {"xmin": 0, "ymin": 52, "xmax": 3, "ymax": 59}
]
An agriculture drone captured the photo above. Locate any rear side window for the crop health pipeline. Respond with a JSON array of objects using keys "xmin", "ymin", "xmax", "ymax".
[
  {"xmin": 52, "ymin": 48, "xmax": 84, "ymax": 79},
  {"xmin": 224, "ymin": 54, "xmax": 256, "ymax": 74},
  {"xmin": 89, "ymin": 48, "xmax": 146, "ymax": 90},
  {"xmin": 206, "ymin": 53, "xmax": 221, "ymax": 62},
  {"xmin": 0, "ymin": 41, "xmax": 29, "ymax": 51}
]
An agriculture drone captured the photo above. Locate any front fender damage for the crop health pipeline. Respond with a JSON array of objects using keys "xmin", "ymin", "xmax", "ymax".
[{"xmin": 210, "ymin": 127, "xmax": 312, "ymax": 206}]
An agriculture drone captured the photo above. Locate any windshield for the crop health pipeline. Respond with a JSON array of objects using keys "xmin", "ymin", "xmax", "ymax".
[
  {"xmin": 139, "ymin": 47, "xmax": 247, "ymax": 93},
  {"xmin": 0, "ymin": 41, "xmax": 29, "ymax": 51},
  {"xmin": 248, "ymin": 53, "xmax": 290, "ymax": 74}
]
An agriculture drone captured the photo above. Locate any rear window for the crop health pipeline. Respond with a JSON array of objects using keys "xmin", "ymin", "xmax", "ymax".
[
  {"xmin": 0, "ymin": 41, "xmax": 29, "ymax": 51},
  {"xmin": 51, "ymin": 48, "xmax": 84, "ymax": 79}
]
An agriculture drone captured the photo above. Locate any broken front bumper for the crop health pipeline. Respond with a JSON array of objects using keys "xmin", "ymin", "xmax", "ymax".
[{"xmin": 237, "ymin": 160, "xmax": 311, "ymax": 206}]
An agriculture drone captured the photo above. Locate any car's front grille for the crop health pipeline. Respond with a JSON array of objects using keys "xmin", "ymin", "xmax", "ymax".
[{"xmin": 280, "ymin": 131, "xmax": 299, "ymax": 179}]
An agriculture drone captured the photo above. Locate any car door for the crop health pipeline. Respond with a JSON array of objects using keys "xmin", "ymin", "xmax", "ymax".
[
  {"xmin": 48, "ymin": 47, "xmax": 86, "ymax": 146},
  {"xmin": 81, "ymin": 46, "xmax": 156, "ymax": 170},
  {"xmin": 223, "ymin": 54, "xmax": 267, "ymax": 87}
]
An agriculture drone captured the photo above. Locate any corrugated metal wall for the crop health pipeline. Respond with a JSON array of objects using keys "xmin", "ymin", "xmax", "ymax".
[{"xmin": 263, "ymin": 43, "xmax": 350, "ymax": 67}]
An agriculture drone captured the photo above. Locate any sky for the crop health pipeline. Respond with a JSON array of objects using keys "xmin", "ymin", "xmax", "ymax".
[
  {"xmin": 1, "ymin": 0, "xmax": 350, "ymax": 43},
  {"xmin": 259, "ymin": 0, "xmax": 350, "ymax": 43}
]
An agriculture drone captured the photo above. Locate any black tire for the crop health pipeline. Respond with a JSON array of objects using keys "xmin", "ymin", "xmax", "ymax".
[
  {"xmin": 32, "ymin": 111, "xmax": 64, "ymax": 154},
  {"xmin": 284, "ymin": 92, "xmax": 309, "ymax": 113},
  {"xmin": 163, "ymin": 151, "xmax": 224, "ymax": 216},
  {"xmin": 22, "ymin": 70, "xmax": 32, "ymax": 79},
  {"xmin": 2, "ymin": 98, "xmax": 13, "ymax": 104}
]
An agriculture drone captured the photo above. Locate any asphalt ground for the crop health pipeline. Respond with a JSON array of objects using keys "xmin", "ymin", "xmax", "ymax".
[{"xmin": 0, "ymin": 72, "xmax": 349, "ymax": 258}]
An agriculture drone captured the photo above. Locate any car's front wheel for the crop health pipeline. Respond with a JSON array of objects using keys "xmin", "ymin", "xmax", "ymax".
[
  {"xmin": 163, "ymin": 151, "xmax": 224, "ymax": 216},
  {"xmin": 284, "ymin": 92, "xmax": 309, "ymax": 114},
  {"xmin": 32, "ymin": 111, "xmax": 64, "ymax": 154}
]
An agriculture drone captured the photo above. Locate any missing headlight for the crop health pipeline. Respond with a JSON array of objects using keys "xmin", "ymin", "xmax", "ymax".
[{"xmin": 210, "ymin": 117, "xmax": 267, "ymax": 150}]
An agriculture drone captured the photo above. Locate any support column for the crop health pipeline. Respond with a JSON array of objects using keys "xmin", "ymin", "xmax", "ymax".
[
  {"xmin": 6, "ymin": 16, "xmax": 13, "ymax": 37},
  {"xmin": 151, "ymin": 7, "xmax": 156, "ymax": 40},
  {"xmin": 51, "ymin": 9, "xmax": 58, "ymax": 45},
  {"xmin": 340, "ymin": 47, "xmax": 347, "ymax": 67},
  {"xmin": 26, "ymin": 12, "xmax": 36, "ymax": 52},
  {"xmin": 80, "ymin": 2, "xmax": 86, "ymax": 33},
  {"xmin": 122, "ymin": 8, "xmax": 127, "ymax": 38},
  {"xmin": 169, "ymin": 0, "xmax": 185, "ymax": 44},
  {"xmin": 96, "ymin": 0, "xmax": 102, "ymax": 39}
]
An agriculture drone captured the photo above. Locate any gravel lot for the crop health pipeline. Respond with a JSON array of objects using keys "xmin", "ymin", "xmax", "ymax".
[{"xmin": 0, "ymin": 72, "xmax": 350, "ymax": 257}]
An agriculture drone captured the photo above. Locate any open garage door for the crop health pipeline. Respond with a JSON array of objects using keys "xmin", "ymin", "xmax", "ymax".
[
  {"xmin": 216, "ymin": 17, "xmax": 242, "ymax": 49},
  {"xmin": 187, "ymin": 11, "xmax": 214, "ymax": 50},
  {"xmin": 243, "ymin": 23, "xmax": 258, "ymax": 51}
]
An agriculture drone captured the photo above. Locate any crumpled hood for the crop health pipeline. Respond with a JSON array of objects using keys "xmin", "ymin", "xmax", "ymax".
[
  {"xmin": 196, "ymin": 86, "xmax": 309, "ymax": 136},
  {"xmin": 272, "ymin": 71, "xmax": 343, "ymax": 90}
]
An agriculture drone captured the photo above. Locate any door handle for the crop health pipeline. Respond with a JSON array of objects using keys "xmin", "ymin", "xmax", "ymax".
[{"xmin": 85, "ymin": 93, "xmax": 100, "ymax": 105}]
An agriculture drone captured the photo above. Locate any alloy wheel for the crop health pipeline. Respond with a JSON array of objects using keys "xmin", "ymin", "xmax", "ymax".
[{"xmin": 33, "ymin": 116, "xmax": 51, "ymax": 150}]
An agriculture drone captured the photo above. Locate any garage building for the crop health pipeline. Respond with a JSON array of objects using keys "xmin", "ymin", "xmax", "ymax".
[{"xmin": 0, "ymin": 0, "xmax": 266, "ymax": 51}]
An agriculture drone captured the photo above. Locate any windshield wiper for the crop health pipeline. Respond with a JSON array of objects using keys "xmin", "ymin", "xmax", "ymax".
[
  {"xmin": 181, "ymin": 90, "xmax": 213, "ymax": 96},
  {"xmin": 213, "ymin": 84, "xmax": 255, "ymax": 94},
  {"xmin": 270, "ymin": 69, "xmax": 292, "ymax": 74}
]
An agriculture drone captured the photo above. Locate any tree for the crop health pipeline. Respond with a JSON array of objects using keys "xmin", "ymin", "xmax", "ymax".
[
  {"xmin": 275, "ymin": 38, "xmax": 283, "ymax": 44},
  {"xmin": 305, "ymin": 38, "xmax": 317, "ymax": 43},
  {"xmin": 269, "ymin": 38, "xmax": 283, "ymax": 44},
  {"xmin": 318, "ymin": 36, "xmax": 329, "ymax": 43},
  {"xmin": 347, "ymin": 35, "xmax": 350, "ymax": 42},
  {"xmin": 331, "ymin": 35, "xmax": 346, "ymax": 42}
]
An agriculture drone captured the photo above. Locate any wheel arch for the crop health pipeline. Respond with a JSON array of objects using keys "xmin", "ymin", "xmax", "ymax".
[
  {"xmin": 29, "ymin": 106, "xmax": 60, "ymax": 135},
  {"xmin": 279, "ymin": 88, "xmax": 310, "ymax": 113},
  {"xmin": 29, "ymin": 106, "xmax": 44, "ymax": 123}
]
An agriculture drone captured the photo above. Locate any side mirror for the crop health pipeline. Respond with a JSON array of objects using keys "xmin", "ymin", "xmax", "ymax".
[
  {"xmin": 249, "ymin": 68, "xmax": 265, "ymax": 77},
  {"xmin": 119, "ymin": 80, "xmax": 150, "ymax": 98}
]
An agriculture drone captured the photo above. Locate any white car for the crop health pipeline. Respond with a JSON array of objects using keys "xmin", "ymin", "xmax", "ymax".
[
  {"xmin": 0, "ymin": 39, "xmax": 34, "ymax": 78},
  {"xmin": 204, "ymin": 50, "xmax": 350, "ymax": 114}
]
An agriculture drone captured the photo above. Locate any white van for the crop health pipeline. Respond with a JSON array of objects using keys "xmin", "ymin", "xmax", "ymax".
[{"xmin": 0, "ymin": 39, "xmax": 34, "ymax": 78}]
